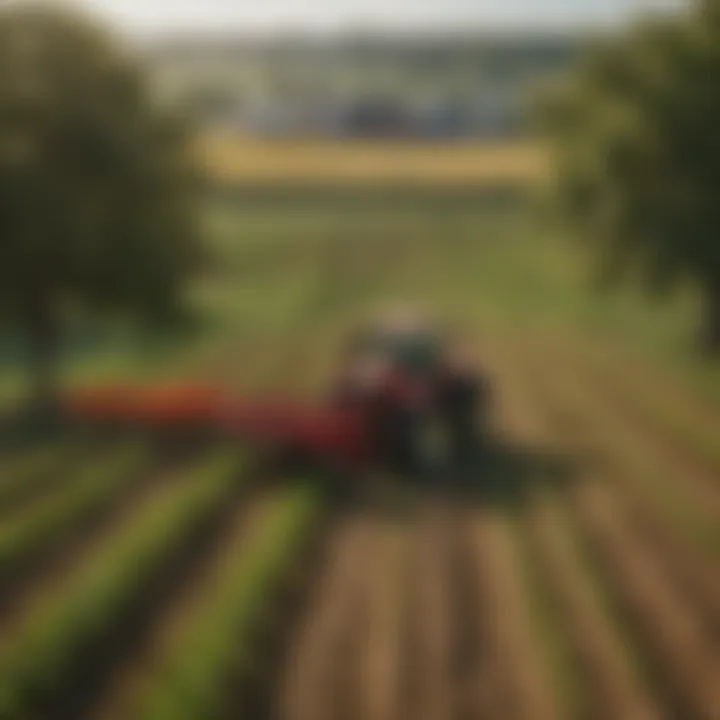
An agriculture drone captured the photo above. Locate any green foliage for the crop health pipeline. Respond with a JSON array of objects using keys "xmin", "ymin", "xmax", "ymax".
[
  {"xmin": 0, "ymin": 450, "xmax": 243, "ymax": 718},
  {"xmin": 0, "ymin": 442, "xmax": 147, "ymax": 580},
  {"xmin": 539, "ymin": 4, "xmax": 720, "ymax": 353},
  {"xmin": 134, "ymin": 484, "xmax": 323, "ymax": 720},
  {"xmin": 0, "ymin": 3, "xmax": 205, "ymax": 402},
  {"xmin": 0, "ymin": 441, "xmax": 79, "ymax": 511}
]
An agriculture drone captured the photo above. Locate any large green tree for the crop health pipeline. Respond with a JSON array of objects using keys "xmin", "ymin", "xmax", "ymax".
[
  {"xmin": 540, "ymin": 1, "xmax": 720, "ymax": 355},
  {"xmin": 0, "ymin": 4, "xmax": 204, "ymax": 411}
]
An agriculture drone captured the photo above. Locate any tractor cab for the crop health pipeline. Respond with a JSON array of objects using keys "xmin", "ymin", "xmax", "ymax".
[{"xmin": 353, "ymin": 311, "xmax": 444, "ymax": 380}]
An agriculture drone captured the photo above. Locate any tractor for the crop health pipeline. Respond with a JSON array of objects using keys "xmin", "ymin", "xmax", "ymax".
[
  {"xmin": 63, "ymin": 311, "xmax": 490, "ymax": 478},
  {"xmin": 327, "ymin": 312, "xmax": 489, "ymax": 475}
]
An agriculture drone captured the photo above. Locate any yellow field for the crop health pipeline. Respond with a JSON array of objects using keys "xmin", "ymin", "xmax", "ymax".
[{"xmin": 199, "ymin": 131, "xmax": 549, "ymax": 186}]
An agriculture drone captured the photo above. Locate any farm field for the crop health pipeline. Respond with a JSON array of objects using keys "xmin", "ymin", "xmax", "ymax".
[
  {"xmin": 199, "ymin": 133, "xmax": 549, "ymax": 187},
  {"xmin": 0, "ymin": 184, "xmax": 719, "ymax": 719}
]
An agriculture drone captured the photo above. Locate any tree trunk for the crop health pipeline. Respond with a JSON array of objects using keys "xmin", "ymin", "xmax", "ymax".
[
  {"xmin": 27, "ymin": 304, "xmax": 60, "ymax": 425},
  {"xmin": 699, "ymin": 285, "xmax": 720, "ymax": 357}
]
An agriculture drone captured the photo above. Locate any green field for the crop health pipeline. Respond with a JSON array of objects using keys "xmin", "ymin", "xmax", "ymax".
[
  {"xmin": 6, "ymin": 185, "xmax": 710, "ymax": 393},
  {"xmin": 51, "ymin": 184, "xmax": 715, "ymax": 395},
  {"xmin": 0, "ymin": 183, "xmax": 719, "ymax": 720}
]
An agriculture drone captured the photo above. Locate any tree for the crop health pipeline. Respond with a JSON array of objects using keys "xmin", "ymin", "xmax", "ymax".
[
  {"xmin": 539, "ymin": 1, "xmax": 720, "ymax": 355},
  {"xmin": 0, "ymin": 4, "xmax": 205, "ymax": 413}
]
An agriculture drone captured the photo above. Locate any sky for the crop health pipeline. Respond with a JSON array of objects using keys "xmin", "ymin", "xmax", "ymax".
[{"xmin": 65, "ymin": 0, "xmax": 687, "ymax": 36}]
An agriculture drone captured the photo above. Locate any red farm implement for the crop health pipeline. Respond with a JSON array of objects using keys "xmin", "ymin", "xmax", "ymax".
[{"xmin": 63, "ymin": 384, "xmax": 371, "ymax": 467}]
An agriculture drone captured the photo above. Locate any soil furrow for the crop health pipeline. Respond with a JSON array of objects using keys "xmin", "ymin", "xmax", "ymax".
[
  {"xmin": 563, "ymin": 338, "xmax": 720, "ymax": 473},
  {"xmin": 601, "ymin": 468, "xmax": 720, "ymax": 640},
  {"xmin": 482, "ymin": 339, "xmax": 676, "ymax": 720},
  {"xmin": 90, "ymin": 490, "xmax": 271, "ymax": 720},
  {"xmin": 469, "ymin": 508, "xmax": 558, "ymax": 720},
  {"xmin": 357, "ymin": 518, "xmax": 408, "ymax": 720},
  {"xmin": 275, "ymin": 516, "xmax": 375, "ymax": 720},
  {"xmin": 527, "ymin": 337, "xmax": 720, "ymax": 518},
  {"xmin": 525, "ymin": 495, "xmax": 662, "ymax": 720},
  {"xmin": 408, "ymin": 501, "xmax": 457, "ymax": 720},
  {"xmin": 514, "ymin": 342, "xmax": 720, "ymax": 638},
  {"xmin": 571, "ymin": 478, "xmax": 720, "ymax": 720}
]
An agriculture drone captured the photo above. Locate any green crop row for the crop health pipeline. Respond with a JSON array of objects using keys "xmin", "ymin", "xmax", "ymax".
[
  {"xmin": 0, "ymin": 450, "xmax": 245, "ymax": 718},
  {"xmin": 133, "ymin": 483, "xmax": 324, "ymax": 720},
  {"xmin": 0, "ymin": 442, "xmax": 149, "ymax": 581},
  {"xmin": 0, "ymin": 442, "xmax": 87, "ymax": 514}
]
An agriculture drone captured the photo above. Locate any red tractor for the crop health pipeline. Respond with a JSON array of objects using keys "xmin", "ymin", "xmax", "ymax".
[
  {"xmin": 327, "ymin": 315, "xmax": 488, "ymax": 475},
  {"xmin": 64, "ymin": 314, "xmax": 489, "ymax": 477}
]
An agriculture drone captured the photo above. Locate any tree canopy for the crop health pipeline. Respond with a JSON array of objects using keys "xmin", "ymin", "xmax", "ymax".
[
  {"xmin": 539, "ymin": 1, "xmax": 720, "ymax": 354},
  {"xmin": 0, "ymin": 4, "xmax": 205, "ymax": 408}
]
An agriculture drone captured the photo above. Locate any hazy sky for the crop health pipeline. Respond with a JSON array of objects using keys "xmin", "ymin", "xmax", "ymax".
[{"xmin": 67, "ymin": 0, "xmax": 686, "ymax": 35}]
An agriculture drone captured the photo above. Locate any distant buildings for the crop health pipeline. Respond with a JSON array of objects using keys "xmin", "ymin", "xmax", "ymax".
[
  {"xmin": 152, "ymin": 33, "xmax": 580, "ymax": 139},
  {"xmin": 211, "ymin": 94, "xmax": 522, "ymax": 140}
]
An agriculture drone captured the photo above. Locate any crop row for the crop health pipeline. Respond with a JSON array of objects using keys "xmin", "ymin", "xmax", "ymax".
[
  {"xmin": 0, "ymin": 442, "xmax": 149, "ymax": 584},
  {"xmin": 479, "ymin": 355, "xmax": 596, "ymax": 720},
  {"xmin": 469, "ymin": 508, "xmax": 557, "ymax": 720},
  {"xmin": 0, "ymin": 443, "xmax": 82, "ymax": 514},
  {"xmin": 521, "ymin": 492, "xmax": 660, "ymax": 720},
  {"xmin": 561, "ymin": 337, "xmax": 720, "ymax": 475},
  {"xmin": 571, "ymin": 479, "xmax": 720, "ymax": 719},
  {"xmin": 506, "ymin": 341, "xmax": 720, "ymax": 718},
  {"xmin": 486, "ymin": 341, "xmax": 716, "ymax": 717},
  {"xmin": 516, "ymin": 339, "xmax": 720, "ymax": 552},
  {"xmin": 132, "ymin": 483, "xmax": 324, "ymax": 720},
  {"xmin": 562, "ymin": 344, "xmax": 720, "ymax": 519},
  {"xmin": 521, "ymin": 344, "xmax": 720, "ymax": 649},
  {"xmin": 507, "ymin": 336, "xmax": 716, "ymax": 575},
  {"xmin": 0, "ymin": 451, "xmax": 244, "ymax": 718},
  {"xmin": 525, "ymin": 342, "xmax": 720, "ymax": 628}
]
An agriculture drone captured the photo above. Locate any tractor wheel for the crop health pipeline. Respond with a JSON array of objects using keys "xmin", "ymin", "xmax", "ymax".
[{"xmin": 379, "ymin": 411, "xmax": 430, "ymax": 480}]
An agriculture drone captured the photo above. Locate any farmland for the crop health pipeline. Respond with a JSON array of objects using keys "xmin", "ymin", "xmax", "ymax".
[
  {"xmin": 199, "ymin": 134, "xmax": 549, "ymax": 187},
  {"xmin": 0, "ymin": 169, "xmax": 719, "ymax": 720}
]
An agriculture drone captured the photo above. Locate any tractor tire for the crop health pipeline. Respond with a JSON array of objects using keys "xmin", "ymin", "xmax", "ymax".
[
  {"xmin": 437, "ymin": 369, "xmax": 486, "ymax": 468},
  {"xmin": 377, "ymin": 409, "xmax": 429, "ymax": 479}
]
